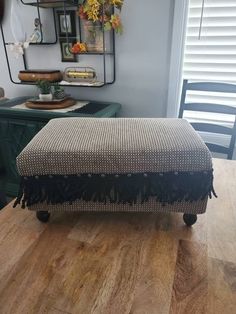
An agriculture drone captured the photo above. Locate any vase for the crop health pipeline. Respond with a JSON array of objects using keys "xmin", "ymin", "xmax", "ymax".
[
  {"xmin": 82, "ymin": 20, "xmax": 104, "ymax": 52},
  {"xmin": 54, "ymin": 90, "xmax": 65, "ymax": 100},
  {"xmin": 39, "ymin": 93, "xmax": 53, "ymax": 101}
]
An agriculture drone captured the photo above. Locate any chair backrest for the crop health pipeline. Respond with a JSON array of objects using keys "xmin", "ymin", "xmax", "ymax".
[{"xmin": 179, "ymin": 79, "xmax": 236, "ymax": 160}]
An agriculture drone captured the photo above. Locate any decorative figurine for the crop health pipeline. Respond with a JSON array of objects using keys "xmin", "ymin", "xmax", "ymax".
[{"xmin": 30, "ymin": 18, "xmax": 42, "ymax": 43}]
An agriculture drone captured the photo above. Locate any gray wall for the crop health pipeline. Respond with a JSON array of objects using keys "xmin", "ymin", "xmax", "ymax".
[{"xmin": 0, "ymin": 0, "xmax": 174, "ymax": 117}]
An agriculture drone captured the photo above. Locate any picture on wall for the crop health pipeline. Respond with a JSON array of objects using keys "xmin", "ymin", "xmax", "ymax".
[
  {"xmin": 60, "ymin": 39, "xmax": 77, "ymax": 62},
  {"xmin": 57, "ymin": 10, "xmax": 76, "ymax": 38}
]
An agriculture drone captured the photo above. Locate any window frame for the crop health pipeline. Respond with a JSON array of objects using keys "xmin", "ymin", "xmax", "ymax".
[
  {"xmin": 167, "ymin": 0, "xmax": 189, "ymax": 118},
  {"xmin": 167, "ymin": 0, "xmax": 236, "ymax": 157}
]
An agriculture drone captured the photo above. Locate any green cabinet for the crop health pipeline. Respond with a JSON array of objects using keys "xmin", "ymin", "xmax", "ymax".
[{"xmin": 0, "ymin": 97, "xmax": 121, "ymax": 197}]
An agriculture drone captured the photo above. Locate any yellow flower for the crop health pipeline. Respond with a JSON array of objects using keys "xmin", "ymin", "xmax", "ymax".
[
  {"xmin": 87, "ymin": 10, "xmax": 99, "ymax": 21},
  {"xmin": 110, "ymin": 0, "xmax": 124, "ymax": 7},
  {"xmin": 88, "ymin": 0, "xmax": 100, "ymax": 7},
  {"xmin": 79, "ymin": 0, "xmax": 124, "ymax": 30},
  {"xmin": 86, "ymin": 0, "xmax": 100, "ymax": 21},
  {"xmin": 79, "ymin": 43, "xmax": 87, "ymax": 52}
]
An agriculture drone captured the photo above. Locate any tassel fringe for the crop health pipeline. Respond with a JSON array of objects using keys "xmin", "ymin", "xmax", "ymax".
[{"xmin": 13, "ymin": 170, "xmax": 217, "ymax": 208}]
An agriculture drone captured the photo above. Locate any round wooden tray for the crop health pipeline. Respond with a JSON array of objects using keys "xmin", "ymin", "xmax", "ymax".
[{"xmin": 25, "ymin": 98, "xmax": 76, "ymax": 110}]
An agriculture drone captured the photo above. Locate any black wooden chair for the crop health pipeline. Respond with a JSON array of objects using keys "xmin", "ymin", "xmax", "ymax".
[{"xmin": 179, "ymin": 79, "xmax": 236, "ymax": 160}]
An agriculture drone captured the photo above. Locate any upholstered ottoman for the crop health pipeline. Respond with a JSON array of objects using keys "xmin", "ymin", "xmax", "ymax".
[{"xmin": 14, "ymin": 118, "xmax": 216, "ymax": 226}]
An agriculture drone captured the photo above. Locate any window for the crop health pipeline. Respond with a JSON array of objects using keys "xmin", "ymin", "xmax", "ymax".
[{"xmin": 182, "ymin": 0, "xmax": 236, "ymax": 124}]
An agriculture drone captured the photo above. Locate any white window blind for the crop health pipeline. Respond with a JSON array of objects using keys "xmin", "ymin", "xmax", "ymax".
[{"xmin": 183, "ymin": 0, "xmax": 236, "ymax": 123}]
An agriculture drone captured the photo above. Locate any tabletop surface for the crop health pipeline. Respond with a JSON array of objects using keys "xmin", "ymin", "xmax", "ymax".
[
  {"xmin": 0, "ymin": 158, "xmax": 235, "ymax": 313},
  {"xmin": 0, "ymin": 97, "xmax": 122, "ymax": 119}
]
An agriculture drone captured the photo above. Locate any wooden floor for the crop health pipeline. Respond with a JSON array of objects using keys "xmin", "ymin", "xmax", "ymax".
[{"xmin": 0, "ymin": 158, "xmax": 235, "ymax": 314}]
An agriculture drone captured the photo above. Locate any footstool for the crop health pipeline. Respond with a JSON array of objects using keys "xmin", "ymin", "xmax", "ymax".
[{"xmin": 14, "ymin": 118, "xmax": 216, "ymax": 226}]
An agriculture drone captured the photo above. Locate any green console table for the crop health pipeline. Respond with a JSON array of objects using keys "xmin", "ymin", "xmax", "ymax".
[{"xmin": 0, "ymin": 97, "xmax": 121, "ymax": 198}]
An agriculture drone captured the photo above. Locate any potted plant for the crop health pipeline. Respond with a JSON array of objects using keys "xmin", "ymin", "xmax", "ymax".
[
  {"xmin": 36, "ymin": 80, "xmax": 52, "ymax": 101},
  {"xmin": 53, "ymin": 83, "xmax": 65, "ymax": 100}
]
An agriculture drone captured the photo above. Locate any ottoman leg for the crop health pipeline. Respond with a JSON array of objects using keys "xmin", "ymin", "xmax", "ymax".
[
  {"xmin": 36, "ymin": 211, "xmax": 50, "ymax": 223},
  {"xmin": 183, "ymin": 213, "xmax": 197, "ymax": 227}
]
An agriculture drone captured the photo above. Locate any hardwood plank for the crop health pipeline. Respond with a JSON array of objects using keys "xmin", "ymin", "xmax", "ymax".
[
  {"xmin": 207, "ymin": 159, "xmax": 236, "ymax": 264},
  {"xmin": 154, "ymin": 211, "xmax": 207, "ymax": 244},
  {"xmin": 208, "ymin": 257, "xmax": 236, "ymax": 314},
  {"xmin": 0, "ymin": 159, "xmax": 235, "ymax": 313},
  {"xmin": 0, "ymin": 205, "xmax": 46, "ymax": 296},
  {"xmin": 169, "ymin": 240, "xmax": 207, "ymax": 314},
  {"xmin": 130, "ymin": 232, "xmax": 178, "ymax": 314},
  {"xmin": 0, "ymin": 213, "xmax": 151, "ymax": 314},
  {"xmin": 0, "ymin": 202, "xmax": 47, "ymax": 233},
  {"xmin": 67, "ymin": 212, "xmax": 157, "ymax": 314},
  {"xmin": 0, "ymin": 214, "xmax": 78, "ymax": 314}
]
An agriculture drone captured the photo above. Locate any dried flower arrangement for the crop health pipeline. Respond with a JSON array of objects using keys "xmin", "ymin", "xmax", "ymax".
[
  {"xmin": 71, "ymin": 0, "xmax": 124, "ymax": 54},
  {"xmin": 78, "ymin": 0, "xmax": 124, "ymax": 34}
]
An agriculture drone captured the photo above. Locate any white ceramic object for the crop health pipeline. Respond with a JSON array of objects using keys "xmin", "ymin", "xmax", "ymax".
[{"xmin": 39, "ymin": 94, "xmax": 53, "ymax": 101}]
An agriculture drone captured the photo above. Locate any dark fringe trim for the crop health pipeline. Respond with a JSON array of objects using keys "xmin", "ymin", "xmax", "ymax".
[{"xmin": 13, "ymin": 170, "xmax": 217, "ymax": 208}]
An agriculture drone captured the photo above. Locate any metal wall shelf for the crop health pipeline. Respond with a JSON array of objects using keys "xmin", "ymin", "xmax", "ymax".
[
  {"xmin": 1, "ymin": 0, "xmax": 116, "ymax": 88},
  {"xmin": 20, "ymin": 0, "xmax": 78, "ymax": 9},
  {"xmin": 12, "ymin": 80, "xmax": 110, "ymax": 88}
]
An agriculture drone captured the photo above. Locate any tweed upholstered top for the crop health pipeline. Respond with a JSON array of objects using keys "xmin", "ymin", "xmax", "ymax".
[
  {"xmin": 17, "ymin": 118, "xmax": 212, "ymax": 175},
  {"xmin": 14, "ymin": 118, "xmax": 215, "ymax": 208}
]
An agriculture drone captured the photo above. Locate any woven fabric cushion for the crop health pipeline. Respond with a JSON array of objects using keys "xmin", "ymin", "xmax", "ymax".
[
  {"xmin": 17, "ymin": 118, "xmax": 212, "ymax": 176},
  {"xmin": 15, "ymin": 118, "xmax": 215, "ymax": 210},
  {"xmin": 29, "ymin": 198, "xmax": 208, "ymax": 214}
]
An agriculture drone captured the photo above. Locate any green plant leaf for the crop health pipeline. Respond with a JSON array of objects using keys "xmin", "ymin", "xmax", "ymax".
[
  {"xmin": 36, "ymin": 80, "xmax": 52, "ymax": 94},
  {"xmin": 117, "ymin": 25, "xmax": 123, "ymax": 34},
  {"xmin": 104, "ymin": 21, "xmax": 112, "ymax": 31}
]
